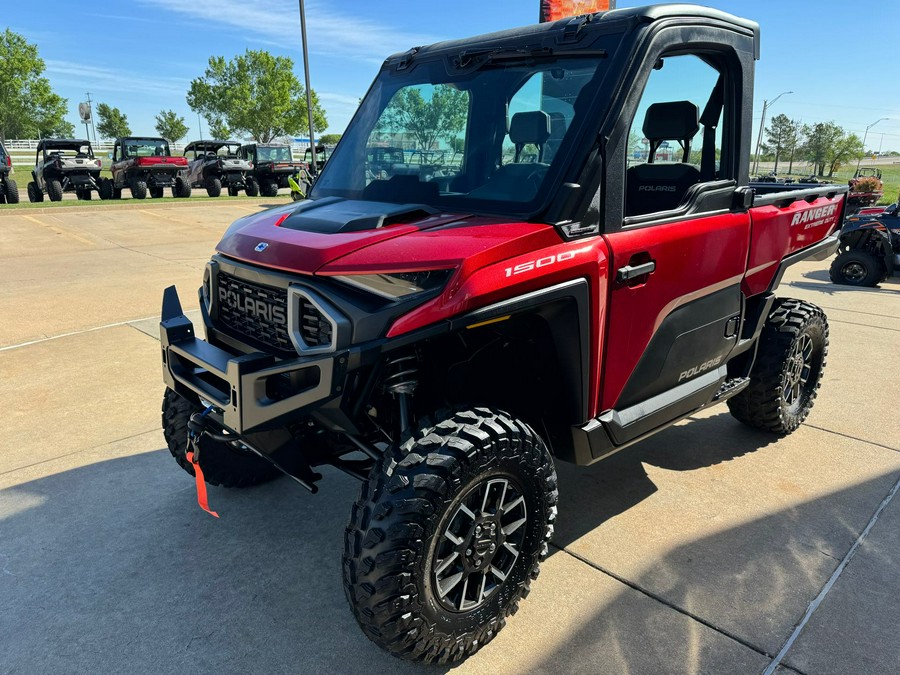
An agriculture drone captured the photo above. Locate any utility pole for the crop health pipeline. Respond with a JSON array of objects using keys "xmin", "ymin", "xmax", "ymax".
[
  {"xmin": 752, "ymin": 90, "xmax": 792, "ymax": 176},
  {"xmin": 298, "ymin": 0, "xmax": 317, "ymax": 175},
  {"xmin": 85, "ymin": 92, "xmax": 98, "ymax": 144},
  {"xmin": 856, "ymin": 117, "xmax": 888, "ymax": 175}
]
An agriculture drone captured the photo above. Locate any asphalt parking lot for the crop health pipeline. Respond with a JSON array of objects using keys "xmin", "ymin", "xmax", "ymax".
[{"xmin": 1, "ymin": 201, "xmax": 898, "ymax": 674}]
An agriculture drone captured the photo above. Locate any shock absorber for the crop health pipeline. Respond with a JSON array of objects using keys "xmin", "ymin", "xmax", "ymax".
[{"xmin": 383, "ymin": 353, "xmax": 419, "ymax": 435}]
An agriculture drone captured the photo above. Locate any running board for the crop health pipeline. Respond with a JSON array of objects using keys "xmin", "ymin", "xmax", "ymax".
[{"xmin": 568, "ymin": 367, "xmax": 728, "ymax": 465}]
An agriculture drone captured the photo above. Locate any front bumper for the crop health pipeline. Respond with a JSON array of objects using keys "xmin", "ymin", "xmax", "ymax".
[{"xmin": 160, "ymin": 286, "xmax": 347, "ymax": 434}]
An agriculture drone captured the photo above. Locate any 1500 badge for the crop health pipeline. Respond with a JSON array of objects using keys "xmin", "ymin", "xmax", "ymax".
[{"xmin": 504, "ymin": 250, "xmax": 580, "ymax": 277}]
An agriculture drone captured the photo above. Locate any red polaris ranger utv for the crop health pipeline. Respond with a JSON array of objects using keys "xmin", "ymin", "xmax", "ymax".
[{"xmin": 159, "ymin": 5, "xmax": 846, "ymax": 663}]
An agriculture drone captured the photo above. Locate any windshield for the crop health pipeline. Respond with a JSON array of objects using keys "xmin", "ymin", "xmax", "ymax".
[
  {"xmin": 45, "ymin": 144, "xmax": 93, "ymax": 159},
  {"xmin": 258, "ymin": 146, "xmax": 293, "ymax": 161},
  {"xmin": 311, "ymin": 56, "xmax": 606, "ymax": 215},
  {"xmin": 124, "ymin": 139, "xmax": 170, "ymax": 157}
]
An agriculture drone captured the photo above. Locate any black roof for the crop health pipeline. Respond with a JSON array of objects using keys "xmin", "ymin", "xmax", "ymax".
[
  {"xmin": 387, "ymin": 3, "xmax": 759, "ymax": 63},
  {"xmin": 117, "ymin": 136, "xmax": 169, "ymax": 143},
  {"xmin": 183, "ymin": 140, "xmax": 240, "ymax": 151},
  {"xmin": 37, "ymin": 138, "xmax": 92, "ymax": 151}
]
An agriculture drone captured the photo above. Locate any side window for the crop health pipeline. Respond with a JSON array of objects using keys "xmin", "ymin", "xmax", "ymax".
[
  {"xmin": 502, "ymin": 72, "xmax": 577, "ymax": 166},
  {"xmin": 625, "ymin": 54, "xmax": 725, "ymax": 218}
]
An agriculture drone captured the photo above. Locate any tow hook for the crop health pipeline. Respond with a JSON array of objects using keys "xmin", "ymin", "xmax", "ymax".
[
  {"xmin": 186, "ymin": 408, "xmax": 320, "ymax": 518},
  {"xmin": 186, "ymin": 407, "xmax": 219, "ymax": 518}
]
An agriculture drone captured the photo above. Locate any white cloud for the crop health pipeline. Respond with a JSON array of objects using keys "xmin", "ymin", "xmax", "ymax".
[
  {"xmin": 138, "ymin": 0, "xmax": 443, "ymax": 63},
  {"xmin": 45, "ymin": 60, "xmax": 189, "ymax": 97}
]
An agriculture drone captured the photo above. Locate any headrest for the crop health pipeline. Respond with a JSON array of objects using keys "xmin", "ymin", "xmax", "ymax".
[
  {"xmin": 643, "ymin": 101, "xmax": 699, "ymax": 142},
  {"xmin": 509, "ymin": 111, "xmax": 551, "ymax": 146},
  {"xmin": 548, "ymin": 111, "xmax": 567, "ymax": 141}
]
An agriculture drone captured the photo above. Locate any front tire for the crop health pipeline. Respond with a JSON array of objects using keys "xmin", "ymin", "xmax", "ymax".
[
  {"xmin": 161, "ymin": 389, "xmax": 281, "ymax": 488},
  {"xmin": 728, "ymin": 299, "xmax": 828, "ymax": 434},
  {"xmin": 829, "ymin": 250, "xmax": 886, "ymax": 287},
  {"xmin": 98, "ymin": 178, "xmax": 113, "ymax": 200},
  {"xmin": 343, "ymin": 408, "xmax": 558, "ymax": 664},
  {"xmin": 150, "ymin": 185, "xmax": 164, "ymax": 199},
  {"xmin": 27, "ymin": 181, "xmax": 43, "ymax": 203},
  {"xmin": 245, "ymin": 176, "xmax": 259, "ymax": 197}
]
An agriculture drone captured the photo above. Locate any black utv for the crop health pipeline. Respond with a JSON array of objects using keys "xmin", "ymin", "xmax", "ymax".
[
  {"xmin": 27, "ymin": 139, "xmax": 103, "ymax": 202},
  {"xmin": 239, "ymin": 143, "xmax": 302, "ymax": 196},
  {"xmin": 830, "ymin": 202, "xmax": 900, "ymax": 286},
  {"xmin": 183, "ymin": 140, "xmax": 253, "ymax": 197},
  {"xmin": 0, "ymin": 140, "xmax": 19, "ymax": 204}
]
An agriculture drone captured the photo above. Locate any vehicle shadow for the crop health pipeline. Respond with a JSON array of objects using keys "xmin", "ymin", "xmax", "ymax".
[
  {"xmin": 0, "ymin": 451, "xmax": 432, "ymax": 675},
  {"xmin": 791, "ymin": 270, "xmax": 900, "ymax": 295},
  {"xmin": 499, "ymin": 469, "xmax": 900, "ymax": 674},
  {"xmin": 553, "ymin": 412, "xmax": 779, "ymax": 548}
]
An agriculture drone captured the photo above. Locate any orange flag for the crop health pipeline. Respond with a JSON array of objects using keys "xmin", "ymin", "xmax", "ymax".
[{"xmin": 540, "ymin": 0, "xmax": 614, "ymax": 22}]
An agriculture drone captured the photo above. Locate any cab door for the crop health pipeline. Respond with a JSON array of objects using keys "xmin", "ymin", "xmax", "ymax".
[{"xmin": 599, "ymin": 50, "xmax": 752, "ymax": 429}]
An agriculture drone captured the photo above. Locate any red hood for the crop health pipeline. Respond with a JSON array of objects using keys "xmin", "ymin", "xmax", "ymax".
[{"xmin": 216, "ymin": 199, "xmax": 473, "ymax": 274}]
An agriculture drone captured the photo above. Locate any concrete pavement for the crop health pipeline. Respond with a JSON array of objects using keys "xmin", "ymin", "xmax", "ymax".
[{"xmin": 1, "ymin": 203, "xmax": 898, "ymax": 674}]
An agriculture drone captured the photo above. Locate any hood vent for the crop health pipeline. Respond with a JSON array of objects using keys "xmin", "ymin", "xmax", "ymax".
[{"xmin": 279, "ymin": 197, "xmax": 438, "ymax": 234}]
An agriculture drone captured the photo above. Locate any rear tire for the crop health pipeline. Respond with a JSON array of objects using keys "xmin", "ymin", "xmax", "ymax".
[
  {"xmin": 206, "ymin": 176, "xmax": 222, "ymax": 197},
  {"xmin": 130, "ymin": 180, "xmax": 148, "ymax": 200},
  {"xmin": 728, "ymin": 299, "xmax": 828, "ymax": 434},
  {"xmin": 228, "ymin": 185, "xmax": 239, "ymax": 197},
  {"xmin": 343, "ymin": 407, "xmax": 558, "ymax": 664},
  {"xmin": 47, "ymin": 179, "xmax": 63, "ymax": 202},
  {"xmin": 5, "ymin": 179, "xmax": 19, "ymax": 204},
  {"xmin": 245, "ymin": 176, "xmax": 259, "ymax": 197},
  {"xmin": 173, "ymin": 176, "xmax": 191, "ymax": 198},
  {"xmin": 261, "ymin": 179, "xmax": 279, "ymax": 197},
  {"xmin": 161, "ymin": 389, "xmax": 282, "ymax": 488},
  {"xmin": 829, "ymin": 250, "xmax": 886, "ymax": 287},
  {"xmin": 27, "ymin": 182, "xmax": 43, "ymax": 203}
]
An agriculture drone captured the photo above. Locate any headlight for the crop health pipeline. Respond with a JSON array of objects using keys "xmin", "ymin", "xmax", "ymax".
[{"xmin": 335, "ymin": 270, "xmax": 453, "ymax": 301}]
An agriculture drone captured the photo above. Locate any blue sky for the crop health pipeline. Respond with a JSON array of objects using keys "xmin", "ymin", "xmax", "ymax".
[{"xmin": 7, "ymin": 0, "xmax": 900, "ymax": 150}]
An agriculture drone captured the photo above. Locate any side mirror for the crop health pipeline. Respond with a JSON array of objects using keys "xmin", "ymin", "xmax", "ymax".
[{"xmin": 107, "ymin": 152, "xmax": 113, "ymax": 160}]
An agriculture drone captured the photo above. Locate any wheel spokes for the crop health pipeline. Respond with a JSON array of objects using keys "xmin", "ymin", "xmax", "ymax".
[{"xmin": 437, "ymin": 571, "xmax": 464, "ymax": 599}]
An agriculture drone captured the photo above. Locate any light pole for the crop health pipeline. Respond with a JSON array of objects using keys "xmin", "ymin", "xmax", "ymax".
[
  {"xmin": 855, "ymin": 117, "xmax": 888, "ymax": 175},
  {"xmin": 298, "ymin": 0, "xmax": 317, "ymax": 175},
  {"xmin": 753, "ymin": 90, "xmax": 792, "ymax": 175}
]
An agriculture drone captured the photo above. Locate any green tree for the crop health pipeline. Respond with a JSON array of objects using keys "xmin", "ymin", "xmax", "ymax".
[
  {"xmin": 762, "ymin": 113, "xmax": 794, "ymax": 173},
  {"xmin": 95, "ymin": 103, "xmax": 131, "ymax": 139},
  {"xmin": 786, "ymin": 119, "xmax": 804, "ymax": 174},
  {"xmin": 802, "ymin": 122, "xmax": 843, "ymax": 176},
  {"xmin": 154, "ymin": 110, "xmax": 188, "ymax": 142},
  {"xmin": 318, "ymin": 133, "xmax": 342, "ymax": 145},
  {"xmin": 0, "ymin": 29, "xmax": 72, "ymax": 139},
  {"xmin": 187, "ymin": 49, "xmax": 327, "ymax": 143},
  {"xmin": 378, "ymin": 85, "xmax": 467, "ymax": 151},
  {"xmin": 207, "ymin": 118, "xmax": 231, "ymax": 140},
  {"xmin": 826, "ymin": 132, "xmax": 864, "ymax": 177}
]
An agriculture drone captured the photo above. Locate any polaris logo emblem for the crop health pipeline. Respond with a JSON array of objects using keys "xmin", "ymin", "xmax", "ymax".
[
  {"xmin": 638, "ymin": 184, "xmax": 677, "ymax": 192},
  {"xmin": 678, "ymin": 355, "xmax": 722, "ymax": 382},
  {"xmin": 218, "ymin": 287, "xmax": 286, "ymax": 325},
  {"xmin": 254, "ymin": 242, "xmax": 269, "ymax": 252}
]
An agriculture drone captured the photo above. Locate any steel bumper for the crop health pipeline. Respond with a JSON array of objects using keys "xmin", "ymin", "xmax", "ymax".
[{"xmin": 160, "ymin": 286, "xmax": 346, "ymax": 434}]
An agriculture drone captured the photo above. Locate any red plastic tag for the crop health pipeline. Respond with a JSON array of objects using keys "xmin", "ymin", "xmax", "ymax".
[{"xmin": 186, "ymin": 450, "xmax": 219, "ymax": 518}]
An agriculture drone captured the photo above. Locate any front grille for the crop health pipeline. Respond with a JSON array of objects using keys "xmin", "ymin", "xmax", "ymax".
[
  {"xmin": 216, "ymin": 273, "xmax": 293, "ymax": 353},
  {"xmin": 298, "ymin": 296, "xmax": 333, "ymax": 348}
]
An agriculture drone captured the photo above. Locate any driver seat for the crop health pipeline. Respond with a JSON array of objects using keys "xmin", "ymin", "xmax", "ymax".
[
  {"xmin": 468, "ymin": 111, "xmax": 551, "ymax": 201},
  {"xmin": 626, "ymin": 101, "xmax": 700, "ymax": 216}
]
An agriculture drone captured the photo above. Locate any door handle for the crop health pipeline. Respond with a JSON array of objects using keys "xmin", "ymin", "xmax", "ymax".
[{"xmin": 617, "ymin": 260, "xmax": 656, "ymax": 282}]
